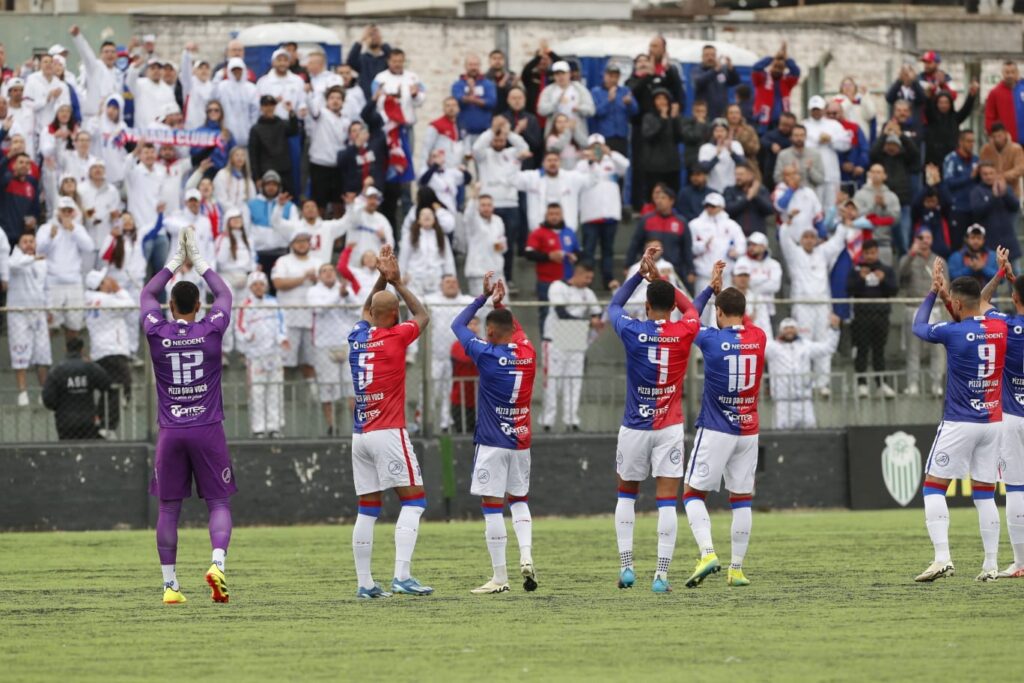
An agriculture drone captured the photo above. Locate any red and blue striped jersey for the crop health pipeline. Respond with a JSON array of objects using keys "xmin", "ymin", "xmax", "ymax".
[
  {"xmin": 695, "ymin": 324, "xmax": 766, "ymax": 435},
  {"xmin": 990, "ymin": 309, "xmax": 1024, "ymax": 418},
  {"xmin": 609, "ymin": 274, "xmax": 700, "ymax": 431},
  {"xmin": 348, "ymin": 319, "xmax": 420, "ymax": 434},
  {"xmin": 913, "ymin": 293, "xmax": 1006, "ymax": 423},
  {"xmin": 452, "ymin": 297, "xmax": 536, "ymax": 449}
]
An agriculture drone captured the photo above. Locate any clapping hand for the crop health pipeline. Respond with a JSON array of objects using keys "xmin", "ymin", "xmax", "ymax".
[
  {"xmin": 996, "ymin": 246, "xmax": 1016, "ymax": 281},
  {"xmin": 377, "ymin": 244, "xmax": 400, "ymax": 283},
  {"xmin": 709, "ymin": 260, "xmax": 726, "ymax": 295},
  {"xmin": 492, "ymin": 278, "xmax": 506, "ymax": 307},
  {"xmin": 482, "ymin": 271, "xmax": 496, "ymax": 298}
]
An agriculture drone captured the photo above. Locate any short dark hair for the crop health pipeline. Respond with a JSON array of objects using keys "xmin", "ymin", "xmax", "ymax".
[
  {"xmin": 66, "ymin": 337, "xmax": 85, "ymax": 354},
  {"xmin": 959, "ymin": 129, "xmax": 975, "ymax": 141},
  {"xmin": 652, "ymin": 182, "xmax": 676, "ymax": 200},
  {"xmin": 735, "ymin": 83, "xmax": 752, "ymax": 100},
  {"xmin": 702, "ymin": 44, "xmax": 715, "ymax": 51},
  {"xmin": 389, "ymin": 48, "xmax": 405, "ymax": 58},
  {"xmin": 171, "ymin": 281, "xmax": 200, "ymax": 315},
  {"xmin": 692, "ymin": 99, "xmax": 708, "ymax": 109},
  {"xmin": 646, "ymin": 279, "xmax": 676, "ymax": 312},
  {"xmin": 489, "ymin": 49, "xmax": 505, "ymax": 58},
  {"xmin": 950, "ymin": 276, "xmax": 981, "ymax": 305},
  {"xmin": 545, "ymin": 202, "xmax": 562, "ymax": 210},
  {"xmin": 325, "ymin": 85, "xmax": 345, "ymax": 99},
  {"xmin": 792, "ymin": 123, "xmax": 806, "ymax": 132},
  {"xmin": 485, "ymin": 307, "xmax": 514, "ymax": 334},
  {"xmin": 991, "ymin": 122, "xmax": 1007, "ymax": 134},
  {"xmin": 543, "ymin": 150, "xmax": 561, "ymax": 160},
  {"xmin": 575, "ymin": 261, "xmax": 595, "ymax": 273},
  {"xmin": 101, "ymin": 41, "xmax": 116, "ymax": 50},
  {"xmin": 862, "ymin": 239, "xmax": 879, "ymax": 251},
  {"xmin": 779, "ymin": 111, "xmax": 797, "ymax": 121},
  {"xmin": 715, "ymin": 287, "xmax": 746, "ymax": 317}
]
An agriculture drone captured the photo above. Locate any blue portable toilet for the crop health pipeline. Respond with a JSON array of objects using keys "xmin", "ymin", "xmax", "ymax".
[{"xmin": 236, "ymin": 22, "xmax": 343, "ymax": 77}]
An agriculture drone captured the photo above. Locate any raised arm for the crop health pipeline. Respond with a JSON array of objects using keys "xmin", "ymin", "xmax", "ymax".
[{"xmin": 981, "ymin": 246, "xmax": 1012, "ymax": 309}]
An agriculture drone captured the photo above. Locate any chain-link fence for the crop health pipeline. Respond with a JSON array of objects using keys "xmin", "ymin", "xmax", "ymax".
[{"xmin": 0, "ymin": 295, "xmax": 995, "ymax": 442}]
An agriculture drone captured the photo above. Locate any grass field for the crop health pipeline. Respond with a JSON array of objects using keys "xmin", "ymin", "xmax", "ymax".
[{"xmin": 1, "ymin": 509, "xmax": 1020, "ymax": 682}]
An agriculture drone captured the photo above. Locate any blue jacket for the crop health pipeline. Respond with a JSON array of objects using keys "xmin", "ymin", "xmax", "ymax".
[
  {"xmin": 692, "ymin": 64, "xmax": 741, "ymax": 120},
  {"xmin": 676, "ymin": 183, "xmax": 713, "ymax": 222},
  {"xmin": 346, "ymin": 42, "xmax": 392, "ymax": 99},
  {"xmin": 452, "ymin": 76, "xmax": 497, "ymax": 135},
  {"xmin": 190, "ymin": 119, "xmax": 235, "ymax": 171},
  {"xmin": 589, "ymin": 85, "xmax": 638, "ymax": 140},
  {"xmin": 0, "ymin": 161, "xmax": 41, "ymax": 245},
  {"xmin": 941, "ymin": 150, "xmax": 978, "ymax": 213},
  {"xmin": 948, "ymin": 246, "xmax": 998, "ymax": 284},
  {"xmin": 970, "ymin": 183, "xmax": 1021, "ymax": 260}
]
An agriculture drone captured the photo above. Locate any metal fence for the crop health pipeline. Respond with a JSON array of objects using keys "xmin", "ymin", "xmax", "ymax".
[{"xmin": 0, "ymin": 295, "xmax": 983, "ymax": 442}]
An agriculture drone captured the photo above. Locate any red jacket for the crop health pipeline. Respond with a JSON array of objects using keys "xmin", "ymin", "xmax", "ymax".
[
  {"xmin": 752, "ymin": 66, "xmax": 799, "ymax": 127},
  {"xmin": 450, "ymin": 340, "xmax": 478, "ymax": 407},
  {"xmin": 985, "ymin": 80, "xmax": 1024, "ymax": 142}
]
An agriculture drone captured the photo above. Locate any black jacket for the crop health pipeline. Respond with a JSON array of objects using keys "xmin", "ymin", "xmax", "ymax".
[
  {"xmin": 870, "ymin": 134, "xmax": 919, "ymax": 205},
  {"xmin": 680, "ymin": 116, "xmax": 711, "ymax": 172},
  {"xmin": 846, "ymin": 260, "xmax": 899, "ymax": 315},
  {"xmin": 338, "ymin": 103, "xmax": 388, "ymax": 194},
  {"xmin": 724, "ymin": 184, "xmax": 775, "ymax": 236},
  {"xmin": 639, "ymin": 112, "xmax": 684, "ymax": 173},
  {"xmin": 500, "ymin": 109, "xmax": 544, "ymax": 170},
  {"xmin": 42, "ymin": 352, "xmax": 111, "ymax": 439},
  {"xmin": 520, "ymin": 51, "xmax": 561, "ymax": 116},
  {"xmin": 924, "ymin": 91, "xmax": 975, "ymax": 168},
  {"xmin": 248, "ymin": 113, "xmax": 300, "ymax": 183}
]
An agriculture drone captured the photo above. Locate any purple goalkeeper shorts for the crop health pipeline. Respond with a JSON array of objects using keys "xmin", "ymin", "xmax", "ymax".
[{"xmin": 149, "ymin": 422, "xmax": 237, "ymax": 500}]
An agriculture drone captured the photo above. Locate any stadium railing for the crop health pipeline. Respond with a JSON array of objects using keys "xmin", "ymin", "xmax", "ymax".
[{"xmin": 0, "ymin": 295, "xmax": 982, "ymax": 442}]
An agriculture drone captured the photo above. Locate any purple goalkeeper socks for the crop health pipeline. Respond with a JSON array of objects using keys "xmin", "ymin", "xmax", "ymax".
[
  {"xmin": 206, "ymin": 497, "xmax": 233, "ymax": 552},
  {"xmin": 156, "ymin": 500, "xmax": 183, "ymax": 565}
]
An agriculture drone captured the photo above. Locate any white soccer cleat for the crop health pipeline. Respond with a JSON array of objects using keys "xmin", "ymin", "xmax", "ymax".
[
  {"xmin": 16, "ymin": 391, "xmax": 29, "ymax": 407},
  {"xmin": 470, "ymin": 580, "xmax": 510, "ymax": 595},
  {"xmin": 914, "ymin": 561, "xmax": 955, "ymax": 582},
  {"xmin": 997, "ymin": 563, "xmax": 1024, "ymax": 579},
  {"xmin": 975, "ymin": 569, "xmax": 999, "ymax": 582},
  {"xmin": 520, "ymin": 563, "xmax": 538, "ymax": 592}
]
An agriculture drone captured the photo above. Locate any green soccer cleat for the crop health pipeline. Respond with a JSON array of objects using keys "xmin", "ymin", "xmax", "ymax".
[{"xmin": 685, "ymin": 553, "xmax": 721, "ymax": 588}]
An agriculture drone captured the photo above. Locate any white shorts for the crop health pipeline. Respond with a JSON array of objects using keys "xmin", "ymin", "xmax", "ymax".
[
  {"xmin": 470, "ymin": 445, "xmax": 531, "ymax": 498},
  {"xmin": 685, "ymin": 427, "xmax": 758, "ymax": 493},
  {"xmin": 47, "ymin": 283, "xmax": 85, "ymax": 331},
  {"xmin": 998, "ymin": 413, "xmax": 1024, "ymax": 486},
  {"xmin": 313, "ymin": 345, "xmax": 354, "ymax": 402},
  {"xmin": 283, "ymin": 327, "xmax": 314, "ymax": 367},
  {"xmin": 616, "ymin": 423, "xmax": 685, "ymax": 481},
  {"xmin": 925, "ymin": 420, "xmax": 999, "ymax": 482},
  {"xmin": 352, "ymin": 428, "xmax": 422, "ymax": 495},
  {"xmin": 7, "ymin": 311, "xmax": 52, "ymax": 369}
]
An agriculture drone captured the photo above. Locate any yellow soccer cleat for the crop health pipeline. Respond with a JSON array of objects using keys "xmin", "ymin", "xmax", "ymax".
[
  {"xmin": 685, "ymin": 552, "xmax": 721, "ymax": 588},
  {"xmin": 727, "ymin": 567, "xmax": 751, "ymax": 587},
  {"xmin": 163, "ymin": 586, "xmax": 187, "ymax": 605},
  {"xmin": 205, "ymin": 564, "xmax": 229, "ymax": 603}
]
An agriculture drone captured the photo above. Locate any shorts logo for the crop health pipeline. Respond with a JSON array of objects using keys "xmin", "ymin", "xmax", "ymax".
[
  {"xmin": 161, "ymin": 338, "xmax": 172, "ymax": 348},
  {"xmin": 616, "ymin": 450, "xmax": 623, "ymax": 465},
  {"xmin": 697, "ymin": 463, "xmax": 710, "ymax": 477},
  {"xmin": 221, "ymin": 467, "xmax": 232, "ymax": 483},
  {"xmin": 388, "ymin": 460, "xmax": 404, "ymax": 475},
  {"xmin": 935, "ymin": 452, "xmax": 950, "ymax": 468},
  {"xmin": 477, "ymin": 468, "xmax": 490, "ymax": 484},
  {"xmin": 668, "ymin": 448, "xmax": 681, "ymax": 465},
  {"xmin": 881, "ymin": 431, "xmax": 922, "ymax": 507}
]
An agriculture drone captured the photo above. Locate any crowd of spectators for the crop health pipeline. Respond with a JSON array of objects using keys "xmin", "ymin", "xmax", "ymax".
[{"xmin": 1, "ymin": 26, "xmax": 1023, "ymax": 435}]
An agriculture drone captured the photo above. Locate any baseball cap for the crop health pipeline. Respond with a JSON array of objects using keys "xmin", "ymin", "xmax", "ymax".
[
  {"xmin": 53, "ymin": 55, "xmax": 66, "ymax": 67},
  {"xmin": 922, "ymin": 50, "xmax": 941, "ymax": 64},
  {"xmin": 48, "ymin": 44, "xmax": 68, "ymax": 56},
  {"xmin": 733, "ymin": 262, "xmax": 752, "ymax": 276},
  {"xmin": 271, "ymin": 48, "xmax": 290, "ymax": 61},
  {"xmin": 884, "ymin": 134, "xmax": 903, "ymax": 147},
  {"xmin": 748, "ymin": 232, "xmax": 769, "ymax": 246},
  {"xmin": 260, "ymin": 94, "xmax": 277, "ymax": 106},
  {"xmin": 261, "ymin": 170, "xmax": 282, "ymax": 184},
  {"xmin": 290, "ymin": 226, "xmax": 313, "ymax": 242},
  {"xmin": 195, "ymin": 59, "xmax": 210, "ymax": 68},
  {"xmin": 967, "ymin": 223, "xmax": 986, "ymax": 236},
  {"xmin": 143, "ymin": 34, "xmax": 157, "ymax": 43},
  {"xmin": 160, "ymin": 102, "xmax": 181, "ymax": 119},
  {"xmin": 587, "ymin": 133, "xmax": 606, "ymax": 146},
  {"xmin": 778, "ymin": 317, "xmax": 799, "ymax": 332},
  {"xmin": 88, "ymin": 158, "xmax": 106, "ymax": 169},
  {"xmin": 6, "ymin": 77, "xmax": 24, "ymax": 89},
  {"xmin": 915, "ymin": 227, "xmax": 933, "ymax": 238},
  {"xmin": 57, "ymin": 196, "xmax": 78, "ymax": 211},
  {"xmin": 184, "ymin": 188, "xmax": 202, "ymax": 202},
  {"xmin": 704, "ymin": 192, "xmax": 725, "ymax": 208},
  {"xmin": 58, "ymin": 172, "xmax": 76, "ymax": 185},
  {"xmin": 85, "ymin": 269, "xmax": 107, "ymax": 291},
  {"xmin": 604, "ymin": 63, "xmax": 621, "ymax": 73},
  {"xmin": 808, "ymin": 95, "xmax": 826, "ymax": 110},
  {"xmin": 247, "ymin": 271, "xmax": 268, "ymax": 287},
  {"xmin": 228, "ymin": 57, "xmax": 246, "ymax": 71},
  {"xmin": 551, "ymin": 60, "xmax": 570, "ymax": 73},
  {"xmin": 224, "ymin": 208, "xmax": 243, "ymax": 222},
  {"xmin": 364, "ymin": 186, "xmax": 383, "ymax": 198},
  {"xmin": 147, "ymin": 57, "xmax": 161, "ymax": 67}
]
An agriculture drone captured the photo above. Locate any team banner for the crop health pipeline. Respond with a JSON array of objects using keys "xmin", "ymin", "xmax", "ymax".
[{"xmin": 118, "ymin": 128, "xmax": 225, "ymax": 149}]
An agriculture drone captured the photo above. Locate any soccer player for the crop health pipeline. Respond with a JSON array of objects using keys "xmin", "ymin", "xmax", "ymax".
[
  {"xmin": 682, "ymin": 260, "xmax": 766, "ymax": 588},
  {"xmin": 451, "ymin": 273, "xmax": 538, "ymax": 594},
  {"xmin": 912, "ymin": 261, "xmax": 1007, "ymax": 582},
  {"xmin": 609, "ymin": 245, "xmax": 701, "ymax": 592},
  {"xmin": 142, "ymin": 227, "xmax": 235, "ymax": 605},
  {"xmin": 347, "ymin": 245, "xmax": 433, "ymax": 599},
  {"xmin": 980, "ymin": 247, "xmax": 1024, "ymax": 578}
]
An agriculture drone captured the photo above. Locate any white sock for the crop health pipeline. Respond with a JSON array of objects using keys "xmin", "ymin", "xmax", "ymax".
[
  {"xmin": 656, "ymin": 502, "xmax": 677, "ymax": 578},
  {"xmin": 975, "ymin": 496, "xmax": 1000, "ymax": 571},
  {"xmin": 212, "ymin": 548, "xmax": 226, "ymax": 572},
  {"xmin": 684, "ymin": 497, "xmax": 715, "ymax": 557},
  {"xmin": 161, "ymin": 564, "xmax": 178, "ymax": 590},
  {"xmin": 615, "ymin": 495, "xmax": 636, "ymax": 570},
  {"xmin": 352, "ymin": 513, "xmax": 376, "ymax": 589},
  {"xmin": 510, "ymin": 500, "xmax": 533, "ymax": 565},
  {"xmin": 484, "ymin": 513, "xmax": 509, "ymax": 584},
  {"xmin": 730, "ymin": 506, "xmax": 752, "ymax": 569},
  {"xmin": 1006, "ymin": 490, "xmax": 1024, "ymax": 565},
  {"xmin": 924, "ymin": 493, "xmax": 951, "ymax": 564},
  {"xmin": 394, "ymin": 503, "xmax": 425, "ymax": 581}
]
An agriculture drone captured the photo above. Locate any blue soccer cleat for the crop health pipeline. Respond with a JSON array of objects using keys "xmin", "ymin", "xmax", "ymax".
[
  {"xmin": 356, "ymin": 583, "xmax": 392, "ymax": 599},
  {"xmin": 391, "ymin": 577, "xmax": 434, "ymax": 595},
  {"xmin": 618, "ymin": 567, "xmax": 636, "ymax": 589},
  {"xmin": 651, "ymin": 575, "xmax": 672, "ymax": 593}
]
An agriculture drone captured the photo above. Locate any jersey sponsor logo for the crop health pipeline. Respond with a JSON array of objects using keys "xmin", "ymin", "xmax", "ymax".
[
  {"xmin": 881, "ymin": 431, "xmax": 922, "ymax": 507},
  {"xmin": 169, "ymin": 403, "xmax": 206, "ymax": 418},
  {"xmin": 163, "ymin": 336, "xmax": 206, "ymax": 347},
  {"xmin": 637, "ymin": 333, "xmax": 680, "ymax": 343},
  {"xmin": 498, "ymin": 356, "xmax": 533, "ymax": 366},
  {"xmin": 499, "ymin": 422, "xmax": 530, "ymax": 437},
  {"xmin": 496, "ymin": 406, "xmax": 530, "ymax": 416},
  {"xmin": 350, "ymin": 339, "xmax": 385, "ymax": 351},
  {"xmin": 969, "ymin": 398, "xmax": 1000, "ymax": 411},
  {"xmin": 637, "ymin": 403, "xmax": 669, "ymax": 418},
  {"xmin": 357, "ymin": 408, "xmax": 382, "ymax": 422},
  {"xmin": 1015, "ymin": 394, "xmax": 1024, "ymax": 407},
  {"xmin": 965, "ymin": 331, "xmax": 1004, "ymax": 341}
]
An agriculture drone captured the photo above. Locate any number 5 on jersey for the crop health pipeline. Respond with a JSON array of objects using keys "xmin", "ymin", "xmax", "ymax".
[{"xmin": 357, "ymin": 352, "xmax": 375, "ymax": 390}]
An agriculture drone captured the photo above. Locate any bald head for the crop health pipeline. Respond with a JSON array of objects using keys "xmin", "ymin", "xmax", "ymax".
[{"xmin": 370, "ymin": 290, "xmax": 400, "ymax": 327}]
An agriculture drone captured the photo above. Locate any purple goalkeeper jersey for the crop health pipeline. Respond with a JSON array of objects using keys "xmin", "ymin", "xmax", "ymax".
[{"xmin": 142, "ymin": 269, "xmax": 232, "ymax": 429}]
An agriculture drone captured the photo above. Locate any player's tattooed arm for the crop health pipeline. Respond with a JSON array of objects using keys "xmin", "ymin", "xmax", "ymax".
[{"xmin": 983, "ymin": 246, "xmax": 1013, "ymax": 309}]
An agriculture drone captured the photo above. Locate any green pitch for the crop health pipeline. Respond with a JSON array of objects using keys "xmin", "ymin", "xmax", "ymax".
[{"xmin": 0, "ymin": 509, "xmax": 1018, "ymax": 682}]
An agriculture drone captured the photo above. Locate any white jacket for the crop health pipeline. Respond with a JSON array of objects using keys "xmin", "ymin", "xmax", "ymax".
[
  {"xmin": 371, "ymin": 69, "xmax": 426, "ymax": 125},
  {"xmin": 421, "ymin": 166, "xmax": 465, "ymax": 215},
  {"xmin": 7, "ymin": 247, "xmax": 48, "ymax": 307},
  {"xmin": 23, "ymin": 71, "xmax": 70, "ymax": 134},
  {"xmin": 765, "ymin": 328, "xmax": 840, "ymax": 399},
  {"xmin": 79, "ymin": 180, "xmax": 122, "ymax": 247},
  {"xmin": 272, "ymin": 210, "xmax": 347, "ymax": 268},
  {"xmin": 99, "ymin": 233, "xmax": 146, "ymax": 292},
  {"xmin": 689, "ymin": 210, "xmax": 747, "ymax": 280},
  {"xmin": 698, "ymin": 140, "xmax": 745, "ymax": 193},
  {"xmin": 536, "ymin": 82, "xmax": 595, "ymax": 148},
  {"xmin": 576, "ymin": 152, "xmax": 629, "ymax": 224},
  {"xmin": 5, "ymin": 103, "xmax": 36, "ymax": 158},
  {"xmin": 83, "ymin": 95, "xmax": 128, "ymax": 185},
  {"xmin": 507, "ymin": 167, "xmax": 596, "ymax": 232},
  {"xmin": 423, "ymin": 291, "xmax": 474, "ymax": 358},
  {"xmin": 472, "ymin": 129, "xmax": 528, "ymax": 208},
  {"xmin": 735, "ymin": 253, "xmax": 782, "ymax": 325},
  {"xmin": 165, "ymin": 208, "xmax": 215, "ymax": 266},
  {"xmin": 72, "ymin": 32, "xmax": 122, "ymax": 118},
  {"xmin": 214, "ymin": 229, "xmax": 256, "ymax": 288},
  {"xmin": 802, "ymin": 116, "xmax": 852, "ymax": 184},
  {"xmin": 779, "ymin": 223, "xmax": 852, "ymax": 300},
  {"xmin": 422, "ymin": 123, "xmax": 466, "ymax": 170},
  {"xmin": 84, "ymin": 288, "xmax": 133, "ymax": 359},
  {"xmin": 305, "ymin": 104, "xmax": 350, "ymax": 167},
  {"xmin": 398, "ymin": 227, "xmax": 457, "ymax": 294},
  {"xmin": 462, "ymin": 201, "xmax": 507, "ymax": 278},
  {"xmin": 36, "ymin": 221, "xmax": 94, "ymax": 285},
  {"xmin": 308, "ymin": 281, "xmax": 361, "ymax": 349},
  {"xmin": 179, "ymin": 50, "xmax": 216, "ymax": 130},
  {"xmin": 214, "ymin": 74, "xmax": 259, "ymax": 146},
  {"xmin": 126, "ymin": 67, "xmax": 176, "ymax": 128},
  {"xmin": 213, "ymin": 168, "xmax": 256, "ymax": 211},
  {"xmin": 257, "ymin": 70, "xmax": 307, "ymax": 120},
  {"xmin": 123, "ymin": 156, "xmax": 166, "ymax": 231},
  {"xmin": 339, "ymin": 199, "xmax": 395, "ymax": 265},
  {"xmin": 774, "ymin": 184, "xmax": 823, "ymax": 242},
  {"xmin": 236, "ymin": 294, "xmax": 286, "ymax": 357}
]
